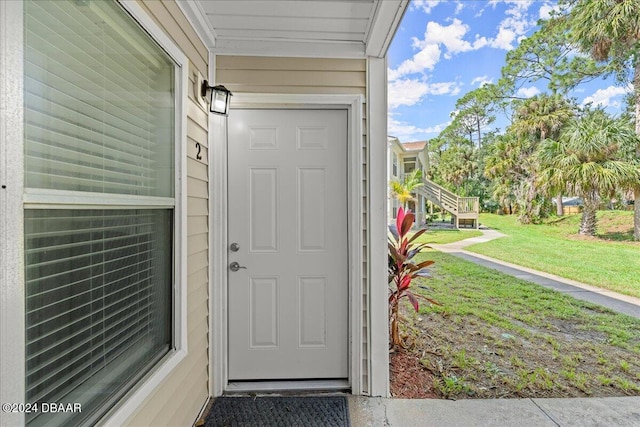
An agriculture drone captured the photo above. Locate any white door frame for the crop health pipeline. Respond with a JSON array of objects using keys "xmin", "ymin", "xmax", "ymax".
[{"xmin": 210, "ymin": 93, "xmax": 365, "ymax": 396}]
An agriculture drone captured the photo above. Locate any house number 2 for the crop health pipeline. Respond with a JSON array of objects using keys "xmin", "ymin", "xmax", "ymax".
[{"xmin": 195, "ymin": 142, "xmax": 202, "ymax": 160}]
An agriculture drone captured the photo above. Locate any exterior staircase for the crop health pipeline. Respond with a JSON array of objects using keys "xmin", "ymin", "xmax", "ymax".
[{"xmin": 416, "ymin": 178, "xmax": 480, "ymax": 229}]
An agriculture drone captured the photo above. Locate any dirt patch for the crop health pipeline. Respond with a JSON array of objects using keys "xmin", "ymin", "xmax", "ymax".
[
  {"xmin": 390, "ymin": 310, "xmax": 640, "ymax": 399},
  {"xmin": 563, "ymin": 213, "xmax": 639, "ymax": 244},
  {"xmin": 568, "ymin": 232, "xmax": 639, "ymax": 245},
  {"xmin": 390, "ymin": 350, "xmax": 438, "ymax": 398}
]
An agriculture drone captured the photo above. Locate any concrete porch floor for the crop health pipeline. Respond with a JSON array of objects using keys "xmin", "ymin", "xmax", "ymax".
[{"xmin": 348, "ymin": 395, "xmax": 640, "ymax": 426}]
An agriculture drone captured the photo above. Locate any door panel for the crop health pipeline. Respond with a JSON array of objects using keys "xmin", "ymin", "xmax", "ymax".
[
  {"xmin": 228, "ymin": 109, "xmax": 348, "ymax": 380},
  {"xmin": 298, "ymin": 167, "xmax": 327, "ymax": 251},
  {"xmin": 249, "ymin": 168, "xmax": 278, "ymax": 252}
]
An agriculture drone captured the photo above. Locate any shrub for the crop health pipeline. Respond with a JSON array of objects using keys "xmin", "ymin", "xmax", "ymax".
[{"xmin": 388, "ymin": 207, "xmax": 438, "ymax": 349}]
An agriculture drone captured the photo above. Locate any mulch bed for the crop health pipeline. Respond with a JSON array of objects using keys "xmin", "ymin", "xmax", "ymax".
[{"xmin": 389, "ymin": 350, "xmax": 438, "ymax": 398}]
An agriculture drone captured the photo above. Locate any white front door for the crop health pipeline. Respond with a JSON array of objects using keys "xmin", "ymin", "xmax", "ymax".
[{"xmin": 227, "ymin": 109, "xmax": 349, "ymax": 380}]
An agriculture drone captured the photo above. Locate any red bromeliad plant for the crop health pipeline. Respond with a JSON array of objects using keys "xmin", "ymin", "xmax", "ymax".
[{"xmin": 388, "ymin": 207, "xmax": 438, "ymax": 350}]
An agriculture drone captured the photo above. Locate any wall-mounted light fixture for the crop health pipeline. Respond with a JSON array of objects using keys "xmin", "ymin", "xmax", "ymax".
[{"xmin": 201, "ymin": 81, "xmax": 233, "ymax": 116}]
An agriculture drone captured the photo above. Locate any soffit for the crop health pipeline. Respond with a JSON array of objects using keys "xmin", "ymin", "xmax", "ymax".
[{"xmin": 179, "ymin": 0, "xmax": 408, "ymax": 58}]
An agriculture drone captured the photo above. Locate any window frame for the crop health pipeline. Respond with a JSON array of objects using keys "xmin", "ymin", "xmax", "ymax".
[
  {"xmin": 0, "ymin": 1, "xmax": 188, "ymax": 425},
  {"xmin": 403, "ymin": 156, "xmax": 417, "ymax": 174}
]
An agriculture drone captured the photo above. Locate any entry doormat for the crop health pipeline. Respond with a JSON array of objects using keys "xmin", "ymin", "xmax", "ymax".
[{"xmin": 204, "ymin": 396, "xmax": 350, "ymax": 427}]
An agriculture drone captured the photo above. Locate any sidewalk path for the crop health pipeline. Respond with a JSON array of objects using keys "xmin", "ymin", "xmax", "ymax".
[
  {"xmin": 349, "ymin": 395, "xmax": 640, "ymax": 426},
  {"xmin": 430, "ymin": 228, "xmax": 640, "ymax": 319}
]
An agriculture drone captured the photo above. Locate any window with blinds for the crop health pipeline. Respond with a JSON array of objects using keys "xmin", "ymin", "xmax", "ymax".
[
  {"xmin": 24, "ymin": 0, "xmax": 174, "ymax": 196},
  {"xmin": 23, "ymin": 1, "xmax": 177, "ymax": 425}
]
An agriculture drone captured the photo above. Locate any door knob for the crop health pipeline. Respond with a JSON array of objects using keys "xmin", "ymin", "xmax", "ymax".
[
  {"xmin": 229, "ymin": 261, "xmax": 247, "ymax": 272},
  {"xmin": 230, "ymin": 242, "xmax": 240, "ymax": 252}
]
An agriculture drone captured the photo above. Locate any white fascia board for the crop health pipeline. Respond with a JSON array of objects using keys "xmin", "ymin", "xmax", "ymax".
[
  {"xmin": 176, "ymin": 0, "xmax": 217, "ymax": 49},
  {"xmin": 365, "ymin": 0, "xmax": 409, "ymax": 58},
  {"xmin": 213, "ymin": 38, "xmax": 366, "ymax": 59}
]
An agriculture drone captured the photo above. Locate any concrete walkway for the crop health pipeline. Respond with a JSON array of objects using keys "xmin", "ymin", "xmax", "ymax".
[
  {"xmin": 430, "ymin": 228, "xmax": 640, "ymax": 319},
  {"xmin": 345, "ymin": 228, "xmax": 640, "ymax": 426},
  {"xmin": 349, "ymin": 395, "xmax": 640, "ymax": 426}
]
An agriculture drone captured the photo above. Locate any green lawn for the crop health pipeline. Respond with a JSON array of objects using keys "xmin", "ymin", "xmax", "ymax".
[
  {"xmin": 465, "ymin": 212, "xmax": 640, "ymax": 298},
  {"xmin": 405, "ymin": 251, "xmax": 640, "ymax": 399},
  {"xmin": 411, "ymin": 228, "xmax": 483, "ymax": 245}
]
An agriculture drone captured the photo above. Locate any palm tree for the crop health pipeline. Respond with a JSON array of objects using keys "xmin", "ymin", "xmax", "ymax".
[
  {"xmin": 567, "ymin": 0, "xmax": 640, "ymax": 239},
  {"xmin": 510, "ymin": 94, "xmax": 575, "ymax": 217},
  {"xmin": 512, "ymin": 94, "xmax": 574, "ymax": 142},
  {"xmin": 485, "ymin": 134, "xmax": 525, "ymax": 215},
  {"xmin": 390, "ymin": 169, "xmax": 424, "ymax": 210},
  {"xmin": 537, "ymin": 110, "xmax": 640, "ymax": 236}
]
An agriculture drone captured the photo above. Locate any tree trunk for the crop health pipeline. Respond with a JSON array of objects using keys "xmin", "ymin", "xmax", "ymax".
[
  {"xmin": 635, "ymin": 185, "xmax": 640, "ymax": 240},
  {"xmin": 556, "ymin": 192, "xmax": 564, "ymax": 216},
  {"xmin": 634, "ymin": 62, "xmax": 640, "ymax": 240},
  {"xmin": 579, "ymin": 192, "xmax": 598, "ymax": 236},
  {"xmin": 521, "ymin": 174, "xmax": 538, "ymax": 224}
]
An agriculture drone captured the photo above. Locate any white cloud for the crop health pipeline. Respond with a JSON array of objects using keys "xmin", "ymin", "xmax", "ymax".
[
  {"xmin": 388, "ymin": 44, "xmax": 441, "ymax": 81},
  {"xmin": 491, "ymin": 28, "xmax": 517, "ymax": 50},
  {"xmin": 388, "ymin": 116, "xmax": 450, "ymax": 141},
  {"xmin": 539, "ymin": 2, "xmax": 560, "ymax": 20},
  {"xmin": 471, "ymin": 75, "xmax": 493, "ymax": 87},
  {"xmin": 388, "ymin": 79, "xmax": 431, "ymax": 109},
  {"xmin": 487, "ymin": 1, "xmax": 536, "ymax": 50},
  {"xmin": 489, "ymin": 0, "xmax": 534, "ymax": 10},
  {"xmin": 516, "ymin": 86, "xmax": 541, "ymax": 98},
  {"xmin": 419, "ymin": 19, "xmax": 481, "ymax": 54},
  {"xmin": 412, "ymin": 0, "xmax": 440, "ymax": 14},
  {"xmin": 413, "ymin": 0, "xmax": 536, "ymax": 54},
  {"xmin": 581, "ymin": 85, "xmax": 632, "ymax": 108},
  {"xmin": 427, "ymin": 82, "xmax": 462, "ymax": 96},
  {"xmin": 472, "ymin": 35, "xmax": 489, "ymax": 50},
  {"xmin": 390, "ymin": 18, "xmax": 490, "ymax": 80},
  {"xmin": 388, "ymin": 79, "xmax": 462, "ymax": 109}
]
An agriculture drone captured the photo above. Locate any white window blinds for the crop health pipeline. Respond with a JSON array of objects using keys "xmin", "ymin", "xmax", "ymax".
[
  {"xmin": 25, "ymin": 210, "xmax": 172, "ymax": 426},
  {"xmin": 23, "ymin": 0, "xmax": 177, "ymax": 425},
  {"xmin": 24, "ymin": 0, "xmax": 174, "ymax": 197}
]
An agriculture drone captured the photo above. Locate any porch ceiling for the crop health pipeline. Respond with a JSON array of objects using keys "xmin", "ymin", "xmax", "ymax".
[{"xmin": 178, "ymin": 0, "xmax": 408, "ymax": 58}]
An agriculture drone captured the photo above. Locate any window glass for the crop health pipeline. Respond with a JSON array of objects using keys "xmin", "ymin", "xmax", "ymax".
[
  {"xmin": 404, "ymin": 161, "xmax": 416, "ymax": 173},
  {"xmin": 404, "ymin": 156, "xmax": 416, "ymax": 174},
  {"xmin": 24, "ymin": 0, "xmax": 175, "ymax": 197},
  {"xmin": 23, "ymin": 0, "xmax": 176, "ymax": 425},
  {"xmin": 24, "ymin": 209, "xmax": 172, "ymax": 426}
]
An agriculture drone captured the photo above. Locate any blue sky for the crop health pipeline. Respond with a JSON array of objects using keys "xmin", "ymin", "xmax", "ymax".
[{"xmin": 387, "ymin": 0, "xmax": 632, "ymax": 143}]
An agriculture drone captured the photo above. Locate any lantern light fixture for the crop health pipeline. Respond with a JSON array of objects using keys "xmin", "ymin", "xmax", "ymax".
[{"xmin": 201, "ymin": 81, "xmax": 232, "ymax": 116}]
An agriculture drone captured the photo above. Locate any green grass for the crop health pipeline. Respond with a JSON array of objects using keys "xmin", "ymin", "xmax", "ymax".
[
  {"xmin": 405, "ymin": 251, "xmax": 640, "ymax": 398},
  {"xmin": 410, "ymin": 228, "xmax": 483, "ymax": 245},
  {"xmin": 417, "ymin": 252, "xmax": 640, "ymax": 351},
  {"xmin": 465, "ymin": 212, "xmax": 640, "ymax": 298}
]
